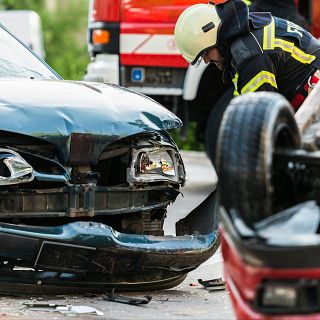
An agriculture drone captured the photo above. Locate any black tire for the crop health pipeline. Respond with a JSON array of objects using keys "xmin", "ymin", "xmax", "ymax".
[
  {"xmin": 205, "ymin": 87, "xmax": 234, "ymax": 164},
  {"xmin": 216, "ymin": 92, "xmax": 301, "ymax": 227}
]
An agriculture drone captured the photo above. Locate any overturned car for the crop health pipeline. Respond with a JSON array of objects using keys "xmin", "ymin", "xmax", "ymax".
[
  {"xmin": 0, "ymin": 24, "xmax": 219, "ymax": 293},
  {"xmin": 216, "ymin": 90, "xmax": 320, "ymax": 319}
]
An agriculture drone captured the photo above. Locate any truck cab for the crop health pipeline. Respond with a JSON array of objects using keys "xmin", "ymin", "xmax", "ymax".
[{"xmin": 84, "ymin": 0, "xmax": 320, "ymax": 160}]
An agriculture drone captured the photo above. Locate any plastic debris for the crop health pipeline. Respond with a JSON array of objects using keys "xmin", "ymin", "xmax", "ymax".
[
  {"xmin": 104, "ymin": 289, "xmax": 152, "ymax": 305},
  {"xmin": 198, "ymin": 277, "xmax": 226, "ymax": 291},
  {"xmin": 23, "ymin": 302, "xmax": 104, "ymax": 316}
]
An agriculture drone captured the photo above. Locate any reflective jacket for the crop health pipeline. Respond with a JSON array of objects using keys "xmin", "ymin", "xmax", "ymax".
[{"xmin": 230, "ymin": 12, "xmax": 320, "ymax": 109}]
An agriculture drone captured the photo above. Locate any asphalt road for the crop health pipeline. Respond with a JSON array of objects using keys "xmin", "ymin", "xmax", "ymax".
[{"xmin": 0, "ymin": 151, "xmax": 236, "ymax": 320}]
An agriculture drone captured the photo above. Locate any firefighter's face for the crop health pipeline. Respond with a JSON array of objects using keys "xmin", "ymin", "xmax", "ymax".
[{"xmin": 202, "ymin": 48, "xmax": 225, "ymax": 70}]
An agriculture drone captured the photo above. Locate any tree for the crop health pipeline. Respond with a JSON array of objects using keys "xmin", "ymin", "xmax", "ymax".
[
  {"xmin": 0, "ymin": 0, "xmax": 44, "ymax": 11},
  {"xmin": 41, "ymin": 0, "xmax": 89, "ymax": 80},
  {"xmin": 0, "ymin": 0, "xmax": 89, "ymax": 80}
]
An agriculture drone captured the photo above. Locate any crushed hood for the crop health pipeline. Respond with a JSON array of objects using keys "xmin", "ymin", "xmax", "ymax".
[{"xmin": 0, "ymin": 79, "xmax": 182, "ymax": 163}]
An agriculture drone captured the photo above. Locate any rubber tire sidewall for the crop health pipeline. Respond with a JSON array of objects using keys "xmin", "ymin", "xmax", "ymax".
[{"xmin": 215, "ymin": 92, "xmax": 300, "ymax": 227}]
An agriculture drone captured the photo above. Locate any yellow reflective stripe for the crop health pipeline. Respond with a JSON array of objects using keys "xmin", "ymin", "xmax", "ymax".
[
  {"xmin": 274, "ymin": 38, "xmax": 316, "ymax": 64},
  {"xmin": 263, "ymin": 18, "xmax": 275, "ymax": 50},
  {"xmin": 232, "ymin": 72, "xmax": 239, "ymax": 96},
  {"xmin": 262, "ymin": 20, "xmax": 316, "ymax": 64},
  {"xmin": 242, "ymin": 0, "xmax": 252, "ymax": 5},
  {"xmin": 241, "ymin": 71, "xmax": 277, "ymax": 94}
]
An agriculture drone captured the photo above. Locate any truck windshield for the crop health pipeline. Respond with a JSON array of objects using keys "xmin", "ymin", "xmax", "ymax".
[{"xmin": 0, "ymin": 24, "xmax": 59, "ymax": 79}]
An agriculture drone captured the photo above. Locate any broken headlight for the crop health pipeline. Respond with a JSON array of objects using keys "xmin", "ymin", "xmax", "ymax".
[
  {"xmin": 139, "ymin": 151, "xmax": 175, "ymax": 176},
  {"xmin": 256, "ymin": 279, "xmax": 320, "ymax": 314},
  {"xmin": 128, "ymin": 147, "xmax": 184, "ymax": 184},
  {"xmin": 0, "ymin": 149, "xmax": 34, "ymax": 185}
]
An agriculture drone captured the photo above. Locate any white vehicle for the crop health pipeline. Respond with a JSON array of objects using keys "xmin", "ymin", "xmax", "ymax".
[{"xmin": 0, "ymin": 10, "xmax": 45, "ymax": 59}]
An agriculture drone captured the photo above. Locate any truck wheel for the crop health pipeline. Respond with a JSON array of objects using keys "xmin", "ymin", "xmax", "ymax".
[
  {"xmin": 205, "ymin": 87, "xmax": 233, "ymax": 164},
  {"xmin": 216, "ymin": 92, "xmax": 301, "ymax": 227}
]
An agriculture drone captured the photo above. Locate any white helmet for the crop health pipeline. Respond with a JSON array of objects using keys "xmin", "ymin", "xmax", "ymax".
[{"xmin": 174, "ymin": 3, "xmax": 222, "ymax": 65}]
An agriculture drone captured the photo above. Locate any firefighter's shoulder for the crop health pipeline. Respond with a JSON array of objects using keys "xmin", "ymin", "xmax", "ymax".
[{"xmin": 231, "ymin": 12, "xmax": 272, "ymax": 68}]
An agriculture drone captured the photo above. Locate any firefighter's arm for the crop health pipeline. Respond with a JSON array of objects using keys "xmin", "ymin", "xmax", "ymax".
[{"xmin": 233, "ymin": 54, "xmax": 278, "ymax": 95}]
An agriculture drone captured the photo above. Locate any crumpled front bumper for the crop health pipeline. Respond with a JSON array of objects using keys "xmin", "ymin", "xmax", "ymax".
[{"xmin": 0, "ymin": 191, "xmax": 220, "ymax": 293}]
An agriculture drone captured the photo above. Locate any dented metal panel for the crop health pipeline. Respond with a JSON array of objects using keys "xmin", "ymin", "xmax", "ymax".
[
  {"xmin": 0, "ymin": 190, "xmax": 220, "ymax": 293},
  {"xmin": 0, "ymin": 80, "xmax": 182, "ymax": 164}
]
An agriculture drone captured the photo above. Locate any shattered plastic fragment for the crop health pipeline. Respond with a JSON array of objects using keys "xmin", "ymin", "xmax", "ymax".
[
  {"xmin": 57, "ymin": 306, "xmax": 104, "ymax": 316},
  {"xmin": 104, "ymin": 289, "xmax": 152, "ymax": 305},
  {"xmin": 198, "ymin": 278, "xmax": 226, "ymax": 291},
  {"xmin": 23, "ymin": 302, "xmax": 104, "ymax": 316}
]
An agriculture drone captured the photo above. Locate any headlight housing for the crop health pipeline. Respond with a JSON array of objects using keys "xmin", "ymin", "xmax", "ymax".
[
  {"xmin": 139, "ymin": 151, "xmax": 175, "ymax": 176},
  {"xmin": 128, "ymin": 147, "xmax": 185, "ymax": 185}
]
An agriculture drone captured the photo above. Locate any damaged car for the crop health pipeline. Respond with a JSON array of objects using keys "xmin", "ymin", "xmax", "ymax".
[
  {"xmin": 216, "ymin": 90, "xmax": 320, "ymax": 319},
  {"xmin": 0, "ymin": 24, "xmax": 220, "ymax": 294}
]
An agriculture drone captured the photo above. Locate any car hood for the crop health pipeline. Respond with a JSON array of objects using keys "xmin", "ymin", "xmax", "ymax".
[{"xmin": 0, "ymin": 79, "xmax": 182, "ymax": 163}]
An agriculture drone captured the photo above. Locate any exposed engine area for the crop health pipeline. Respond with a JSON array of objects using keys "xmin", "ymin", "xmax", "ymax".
[{"xmin": 0, "ymin": 131, "xmax": 185, "ymax": 236}]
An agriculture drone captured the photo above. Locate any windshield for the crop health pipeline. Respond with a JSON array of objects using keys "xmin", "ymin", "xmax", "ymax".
[{"xmin": 0, "ymin": 24, "xmax": 59, "ymax": 80}]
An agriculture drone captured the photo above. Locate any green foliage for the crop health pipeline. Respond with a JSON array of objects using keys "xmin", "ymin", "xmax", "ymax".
[
  {"xmin": 170, "ymin": 122, "xmax": 204, "ymax": 151},
  {"xmin": 0, "ymin": 0, "xmax": 44, "ymax": 11},
  {"xmin": 0, "ymin": 0, "xmax": 89, "ymax": 80},
  {"xmin": 40, "ymin": 1, "xmax": 89, "ymax": 80}
]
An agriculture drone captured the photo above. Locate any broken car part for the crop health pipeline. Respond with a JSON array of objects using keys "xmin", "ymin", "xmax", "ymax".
[
  {"xmin": 218, "ymin": 87, "xmax": 320, "ymax": 318},
  {"xmin": 0, "ymin": 190, "xmax": 219, "ymax": 294},
  {"xmin": 198, "ymin": 278, "xmax": 226, "ymax": 291},
  {"xmin": 0, "ymin": 23, "xmax": 220, "ymax": 294},
  {"xmin": 23, "ymin": 302, "xmax": 104, "ymax": 316},
  {"xmin": 104, "ymin": 289, "xmax": 152, "ymax": 305}
]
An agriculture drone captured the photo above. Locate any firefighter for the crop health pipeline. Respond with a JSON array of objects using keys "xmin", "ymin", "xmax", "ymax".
[{"xmin": 174, "ymin": 0, "xmax": 320, "ymax": 111}]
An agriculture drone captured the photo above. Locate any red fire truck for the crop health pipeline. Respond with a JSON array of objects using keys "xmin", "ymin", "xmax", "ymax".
[{"xmin": 84, "ymin": 0, "xmax": 320, "ymax": 159}]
